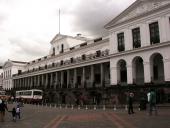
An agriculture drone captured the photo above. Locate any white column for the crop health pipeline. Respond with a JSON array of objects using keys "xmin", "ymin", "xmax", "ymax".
[
  {"xmin": 67, "ymin": 70, "xmax": 70, "ymax": 88},
  {"xmin": 159, "ymin": 17, "xmax": 167, "ymax": 43},
  {"xmin": 61, "ymin": 71, "xmax": 63, "ymax": 88},
  {"xmin": 74, "ymin": 69, "xmax": 77, "ymax": 88},
  {"xmin": 91, "ymin": 65, "xmax": 94, "ymax": 87},
  {"xmin": 100, "ymin": 63, "xmax": 104, "ymax": 87},
  {"xmin": 55, "ymin": 72, "xmax": 58, "ymax": 89},
  {"xmin": 82, "ymin": 67, "xmax": 85, "ymax": 88},
  {"xmin": 127, "ymin": 64, "xmax": 133, "ymax": 84},
  {"xmin": 110, "ymin": 66, "xmax": 118, "ymax": 85},
  {"xmin": 144, "ymin": 61, "xmax": 151, "ymax": 83},
  {"xmin": 141, "ymin": 23, "xmax": 150, "ymax": 47},
  {"xmin": 164, "ymin": 59, "xmax": 170, "ymax": 82}
]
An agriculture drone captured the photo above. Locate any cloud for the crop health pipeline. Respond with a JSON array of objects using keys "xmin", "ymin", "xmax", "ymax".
[{"xmin": 0, "ymin": 0, "xmax": 136, "ymax": 64}]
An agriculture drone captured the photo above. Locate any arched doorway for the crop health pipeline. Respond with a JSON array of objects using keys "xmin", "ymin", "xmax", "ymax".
[
  {"xmin": 117, "ymin": 59, "xmax": 127, "ymax": 85},
  {"xmin": 132, "ymin": 57, "xmax": 144, "ymax": 85},
  {"xmin": 150, "ymin": 53, "xmax": 165, "ymax": 83}
]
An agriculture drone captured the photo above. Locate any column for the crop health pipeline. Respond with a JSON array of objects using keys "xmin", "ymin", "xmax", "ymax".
[
  {"xmin": 100, "ymin": 63, "xmax": 104, "ymax": 87},
  {"xmin": 74, "ymin": 69, "xmax": 77, "ymax": 88},
  {"xmin": 45, "ymin": 74, "xmax": 48, "ymax": 88},
  {"xmin": 144, "ymin": 61, "xmax": 151, "ymax": 83},
  {"xmin": 164, "ymin": 59, "xmax": 170, "ymax": 82},
  {"xmin": 127, "ymin": 64, "xmax": 133, "ymax": 85},
  {"xmin": 61, "ymin": 71, "xmax": 63, "ymax": 88},
  {"xmin": 91, "ymin": 65, "xmax": 94, "ymax": 87},
  {"xmin": 82, "ymin": 67, "xmax": 85, "ymax": 88},
  {"xmin": 50, "ymin": 73, "xmax": 53, "ymax": 87},
  {"xmin": 67, "ymin": 70, "xmax": 70, "ymax": 88},
  {"xmin": 37, "ymin": 75, "xmax": 40, "ymax": 87},
  {"xmin": 41, "ymin": 74, "xmax": 44, "ymax": 87},
  {"xmin": 55, "ymin": 72, "xmax": 58, "ymax": 89}
]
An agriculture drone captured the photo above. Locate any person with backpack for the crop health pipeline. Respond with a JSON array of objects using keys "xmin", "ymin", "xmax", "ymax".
[
  {"xmin": 8, "ymin": 107, "xmax": 16, "ymax": 122},
  {"xmin": 148, "ymin": 89, "xmax": 157, "ymax": 115},
  {"xmin": 16, "ymin": 105, "xmax": 21, "ymax": 119}
]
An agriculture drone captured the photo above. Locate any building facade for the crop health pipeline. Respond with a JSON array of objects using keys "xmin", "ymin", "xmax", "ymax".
[
  {"xmin": 2, "ymin": 60, "xmax": 27, "ymax": 91},
  {"xmin": 11, "ymin": 0, "xmax": 170, "ymax": 104}
]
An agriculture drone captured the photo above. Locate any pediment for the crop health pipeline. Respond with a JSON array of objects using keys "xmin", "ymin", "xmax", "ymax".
[
  {"xmin": 50, "ymin": 34, "xmax": 67, "ymax": 44},
  {"xmin": 105, "ymin": 0, "xmax": 170, "ymax": 29},
  {"xmin": 3, "ymin": 61, "xmax": 13, "ymax": 68}
]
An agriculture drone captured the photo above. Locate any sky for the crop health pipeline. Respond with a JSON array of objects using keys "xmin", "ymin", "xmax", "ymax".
[{"xmin": 0, "ymin": 0, "xmax": 136, "ymax": 64}]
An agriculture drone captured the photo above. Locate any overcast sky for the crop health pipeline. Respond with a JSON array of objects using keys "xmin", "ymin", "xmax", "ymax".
[{"xmin": 0, "ymin": 0, "xmax": 136, "ymax": 64}]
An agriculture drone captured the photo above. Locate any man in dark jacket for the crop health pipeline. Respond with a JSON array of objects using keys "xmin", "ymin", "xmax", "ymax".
[
  {"xmin": 127, "ymin": 92, "xmax": 134, "ymax": 114},
  {"xmin": 0, "ymin": 99, "xmax": 8, "ymax": 122}
]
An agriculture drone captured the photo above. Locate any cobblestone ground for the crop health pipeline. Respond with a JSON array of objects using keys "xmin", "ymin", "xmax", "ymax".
[{"xmin": 1, "ymin": 103, "xmax": 170, "ymax": 128}]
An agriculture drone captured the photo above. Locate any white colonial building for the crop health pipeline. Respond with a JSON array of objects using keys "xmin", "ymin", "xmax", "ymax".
[
  {"xmin": 2, "ymin": 60, "xmax": 27, "ymax": 90},
  {"xmin": 5, "ymin": 0, "xmax": 170, "ymax": 104}
]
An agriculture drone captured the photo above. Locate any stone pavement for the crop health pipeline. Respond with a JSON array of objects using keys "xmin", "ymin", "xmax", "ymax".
[{"xmin": 0, "ymin": 103, "xmax": 170, "ymax": 128}]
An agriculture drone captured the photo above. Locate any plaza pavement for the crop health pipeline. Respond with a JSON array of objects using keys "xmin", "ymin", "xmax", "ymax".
[{"xmin": 0, "ymin": 103, "xmax": 170, "ymax": 128}]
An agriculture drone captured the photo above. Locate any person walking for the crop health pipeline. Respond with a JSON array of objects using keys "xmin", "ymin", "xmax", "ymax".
[
  {"xmin": 0, "ymin": 99, "xmax": 8, "ymax": 122},
  {"xmin": 8, "ymin": 107, "xmax": 16, "ymax": 122},
  {"xmin": 148, "ymin": 89, "xmax": 157, "ymax": 115},
  {"xmin": 127, "ymin": 92, "xmax": 134, "ymax": 114},
  {"xmin": 16, "ymin": 105, "xmax": 21, "ymax": 119}
]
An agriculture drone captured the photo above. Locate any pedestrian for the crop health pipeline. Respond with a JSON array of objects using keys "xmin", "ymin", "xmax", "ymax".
[
  {"xmin": 16, "ymin": 105, "xmax": 21, "ymax": 119},
  {"xmin": 148, "ymin": 89, "xmax": 157, "ymax": 115},
  {"xmin": 0, "ymin": 99, "xmax": 8, "ymax": 122},
  {"xmin": 127, "ymin": 92, "xmax": 134, "ymax": 114},
  {"xmin": 8, "ymin": 107, "xmax": 16, "ymax": 122}
]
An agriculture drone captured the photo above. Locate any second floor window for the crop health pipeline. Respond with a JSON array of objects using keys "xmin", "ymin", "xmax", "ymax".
[
  {"xmin": 149, "ymin": 22, "xmax": 160, "ymax": 44},
  {"xmin": 117, "ymin": 32, "xmax": 125, "ymax": 52},
  {"xmin": 132, "ymin": 27, "xmax": 141, "ymax": 48}
]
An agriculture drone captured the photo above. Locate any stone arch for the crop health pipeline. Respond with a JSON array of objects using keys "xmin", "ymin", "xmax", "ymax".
[
  {"xmin": 150, "ymin": 53, "xmax": 165, "ymax": 83},
  {"xmin": 117, "ymin": 59, "xmax": 127, "ymax": 85},
  {"xmin": 132, "ymin": 56, "xmax": 144, "ymax": 85}
]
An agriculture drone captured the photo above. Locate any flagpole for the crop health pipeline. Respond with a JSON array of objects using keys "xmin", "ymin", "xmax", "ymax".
[{"xmin": 59, "ymin": 9, "xmax": 60, "ymax": 34}]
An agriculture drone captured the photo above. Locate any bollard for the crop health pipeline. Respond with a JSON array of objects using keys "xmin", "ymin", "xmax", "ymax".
[
  {"xmin": 103, "ymin": 105, "xmax": 106, "ymax": 111},
  {"xmin": 85, "ymin": 105, "xmax": 88, "ymax": 110},
  {"xmin": 71, "ymin": 105, "xmax": 74, "ymax": 109},
  {"xmin": 125, "ymin": 105, "xmax": 128, "ymax": 111},
  {"xmin": 50, "ymin": 104, "xmax": 52, "ymax": 108},
  {"xmin": 55, "ymin": 104, "xmax": 57, "ymax": 108},
  {"xmin": 59, "ymin": 104, "xmax": 62, "ymax": 109},
  {"xmin": 46, "ymin": 103, "xmax": 48, "ymax": 107},
  {"xmin": 78, "ymin": 105, "xmax": 80, "ymax": 110},
  {"xmin": 114, "ymin": 105, "xmax": 117, "ymax": 111},
  {"xmin": 94, "ymin": 105, "xmax": 96, "ymax": 110}
]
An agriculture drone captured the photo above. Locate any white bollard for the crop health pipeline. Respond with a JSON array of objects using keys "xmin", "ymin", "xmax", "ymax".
[
  {"xmin": 55, "ymin": 104, "xmax": 57, "ymax": 108},
  {"xmin": 125, "ymin": 105, "xmax": 128, "ymax": 111},
  {"xmin": 94, "ymin": 105, "xmax": 96, "ymax": 110},
  {"xmin": 46, "ymin": 104, "xmax": 48, "ymax": 107},
  {"xmin": 114, "ymin": 105, "xmax": 117, "ymax": 111},
  {"xmin": 85, "ymin": 105, "xmax": 88, "ymax": 110},
  {"xmin": 103, "ymin": 105, "xmax": 106, "ymax": 111},
  {"xmin": 78, "ymin": 105, "xmax": 80, "ymax": 110},
  {"xmin": 71, "ymin": 105, "xmax": 74, "ymax": 109},
  {"xmin": 59, "ymin": 104, "xmax": 62, "ymax": 109},
  {"xmin": 50, "ymin": 104, "xmax": 52, "ymax": 108}
]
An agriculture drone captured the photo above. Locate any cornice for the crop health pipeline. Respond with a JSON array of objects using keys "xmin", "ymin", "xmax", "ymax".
[
  {"xmin": 28, "ymin": 38, "xmax": 109, "ymax": 66},
  {"xmin": 106, "ymin": 2, "xmax": 170, "ymax": 30}
]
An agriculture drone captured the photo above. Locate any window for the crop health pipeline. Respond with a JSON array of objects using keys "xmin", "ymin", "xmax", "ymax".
[
  {"xmin": 149, "ymin": 22, "xmax": 160, "ymax": 44},
  {"xmin": 117, "ymin": 33, "xmax": 125, "ymax": 52},
  {"xmin": 60, "ymin": 44, "xmax": 64, "ymax": 53},
  {"xmin": 132, "ymin": 27, "xmax": 141, "ymax": 48},
  {"xmin": 52, "ymin": 47, "xmax": 55, "ymax": 55}
]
